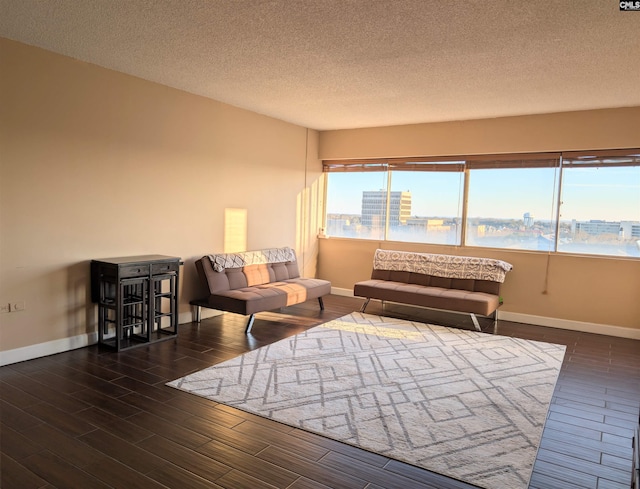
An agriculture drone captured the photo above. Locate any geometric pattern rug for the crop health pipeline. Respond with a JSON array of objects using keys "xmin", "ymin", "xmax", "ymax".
[{"xmin": 167, "ymin": 313, "xmax": 566, "ymax": 489}]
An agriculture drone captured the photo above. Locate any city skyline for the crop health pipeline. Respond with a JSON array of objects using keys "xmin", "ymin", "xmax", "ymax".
[
  {"xmin": 326, "ymin": 166, "xmax": 640, "ymax": 222},
  {"xmin": 326, "ymin": 211, "xmax": 640, "ymax": 227}
]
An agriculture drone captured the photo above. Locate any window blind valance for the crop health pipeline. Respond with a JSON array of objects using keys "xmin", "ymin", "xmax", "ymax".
[
  {"xmin": 561, "ymin": 149, "xmax": 640, "ymax": 168},
  {"xmin": 322, "ymin": 160, "xmax": 389, "ymax": 172},
  {"xmin": 465, "ymin": 157, "xmax": 560, "ymax": 170},
  {"xmin": 322, "ymin": 152, "xmax": 562, "ymax": 172},
  {"xmin": 322, "ymin": 150, "xmax": 640, "ymax": 172},
  {"xmin": 389, "ymin": 160, "xmax": 465, "ymax": 172}
]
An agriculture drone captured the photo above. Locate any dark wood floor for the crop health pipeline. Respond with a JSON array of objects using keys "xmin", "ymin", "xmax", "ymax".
[{"xmin": 1, "ymin": 295, "xmax": 639, "ymax": 489}]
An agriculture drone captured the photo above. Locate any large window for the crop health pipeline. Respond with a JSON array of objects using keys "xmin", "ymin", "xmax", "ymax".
[
  {"xmin": 465, "ymin": 157, "xmax": 560, "ymax": 252},
  {"xmin": 322, "ymin": 149, "xmax": 640, "ymax": 258},
  {"xmin": 557, "ymin": 152, "xmax": 640, "ymax": 257},
  {"xmin": 325, "ymin": 165, "xmax": 388, "ymax": 240},
  {"xmin": 387, "ymin": 162, "xmax": 464, "ymax": 245},
  {"xmin": 324, "ymin": 160, "xmax": 464, "ymax": 244}
]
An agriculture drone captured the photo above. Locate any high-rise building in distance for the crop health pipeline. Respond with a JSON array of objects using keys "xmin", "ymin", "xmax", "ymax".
[{"xmin": 361, "ymin": 190, "xmax": 411, "ymax": 228}]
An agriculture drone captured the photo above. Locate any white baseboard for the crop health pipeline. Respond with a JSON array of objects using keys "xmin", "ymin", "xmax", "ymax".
[
  {"xmin": 332, "ymin": 287, "xmax": 640, "ymax": 340},
  {"xmin": 331, "ymin": 287, "xmax": 355, "ymax": 297},
  {"xmin": 0, "ymin": 310, "xmax": 218, "ymax": 367},
  {"xmin": 498, "ymin": 311, "xmax": 640, "ymax": 340},
  {"xmin": 189, "ymin": 309, "xmax": 224, "ymax": 321},
  {"xmin": 0, "ymin": 332, "xmax": 99, "ymax": 367}
]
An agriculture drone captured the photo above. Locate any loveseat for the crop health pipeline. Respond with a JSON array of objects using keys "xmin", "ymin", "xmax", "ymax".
[
  {"xmin": 191, "ymin": 247, "xmax": 331, "ymax": 333},
  {"xmin": 354, "ymin": 249, "xmax": 513, "ymax": 331}
]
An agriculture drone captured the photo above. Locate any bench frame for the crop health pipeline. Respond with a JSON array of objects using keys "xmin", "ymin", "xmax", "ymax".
[
  {"xmin": 359, "ymin": 297, "xmax": 499, "ymax": 332},
  {"xmin": 190, "ymin": 297, "xmax": 325, "ymax": 334}
]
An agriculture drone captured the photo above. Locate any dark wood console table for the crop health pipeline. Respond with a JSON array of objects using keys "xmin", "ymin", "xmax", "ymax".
[{"xmin": 91, "ymin": 255, "xmax": 181, "ymax": 351}]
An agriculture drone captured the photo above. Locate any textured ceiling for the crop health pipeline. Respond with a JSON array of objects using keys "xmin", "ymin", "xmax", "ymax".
[{"xmin": 1, "ymin": 0, "xmax": 639, "ymax": 130}]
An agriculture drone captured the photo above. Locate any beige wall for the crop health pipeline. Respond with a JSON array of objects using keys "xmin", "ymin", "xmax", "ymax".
[
  {"xmin": 319, "ymin": 107, "xmax": 640, "ymax": 158},
  {"xmin": 0, "ymin": 39, "xmax": 322, "ymax": 354},
  {"xmin": 318, "ymin": 109, "xmax": 640, "ymax": 333}
]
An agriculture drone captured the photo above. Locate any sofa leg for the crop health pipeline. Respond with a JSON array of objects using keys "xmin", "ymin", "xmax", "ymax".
[
  {"xmin": 318, "ymin": 297, "xmax": 325, "ymax": 310},
  {"xmin": 245, "ymin": 314, "xmax": 256, "ymax": 334},
  {"xmin": 360, "ymin": 298, "xmax": 370, "ymax": 313},
  {"xmin": 470, "ymin": 313, "xmax": 481, "ymax": 332},
  {"xmin": 193, "ymin": 305, "xmax": 201, "ymax": 324}
]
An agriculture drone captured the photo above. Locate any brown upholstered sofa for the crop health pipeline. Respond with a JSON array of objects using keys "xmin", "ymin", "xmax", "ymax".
[
  {"xmin": 191, "ymin": 247, "xmax": 331, "ymax": 333},
  {"xmin": 354, "ymin": 249, "xmax": 512, "ymax": 331}
]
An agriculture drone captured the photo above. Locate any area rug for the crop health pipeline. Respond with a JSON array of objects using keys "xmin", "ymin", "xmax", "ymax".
[{"xmin": 167, "ymin": 313, "xmax": 566, "ymax": 489}]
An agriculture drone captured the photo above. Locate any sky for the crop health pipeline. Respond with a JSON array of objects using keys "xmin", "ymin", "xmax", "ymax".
[{"xmin": 326, "ymin": 166, "xmax": 640, "ymax": 222}]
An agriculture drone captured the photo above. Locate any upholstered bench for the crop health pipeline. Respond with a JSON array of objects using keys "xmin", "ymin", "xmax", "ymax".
[
  {"xmin": 191, "ymin": 247, "xmax": 331, "ymax": 333},
  {"xmin": 354, "ymin": 249, "xmax": 512, "ymax": 331}
]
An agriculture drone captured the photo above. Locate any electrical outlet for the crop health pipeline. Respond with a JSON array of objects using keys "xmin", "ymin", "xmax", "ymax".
[
  {"xmin": 0, "ymin": 303, "xmax": 9, "ymax": 314},
  {"xmin": 11, "ymin": 300, "xmax": 26, "ymax": 312}
]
